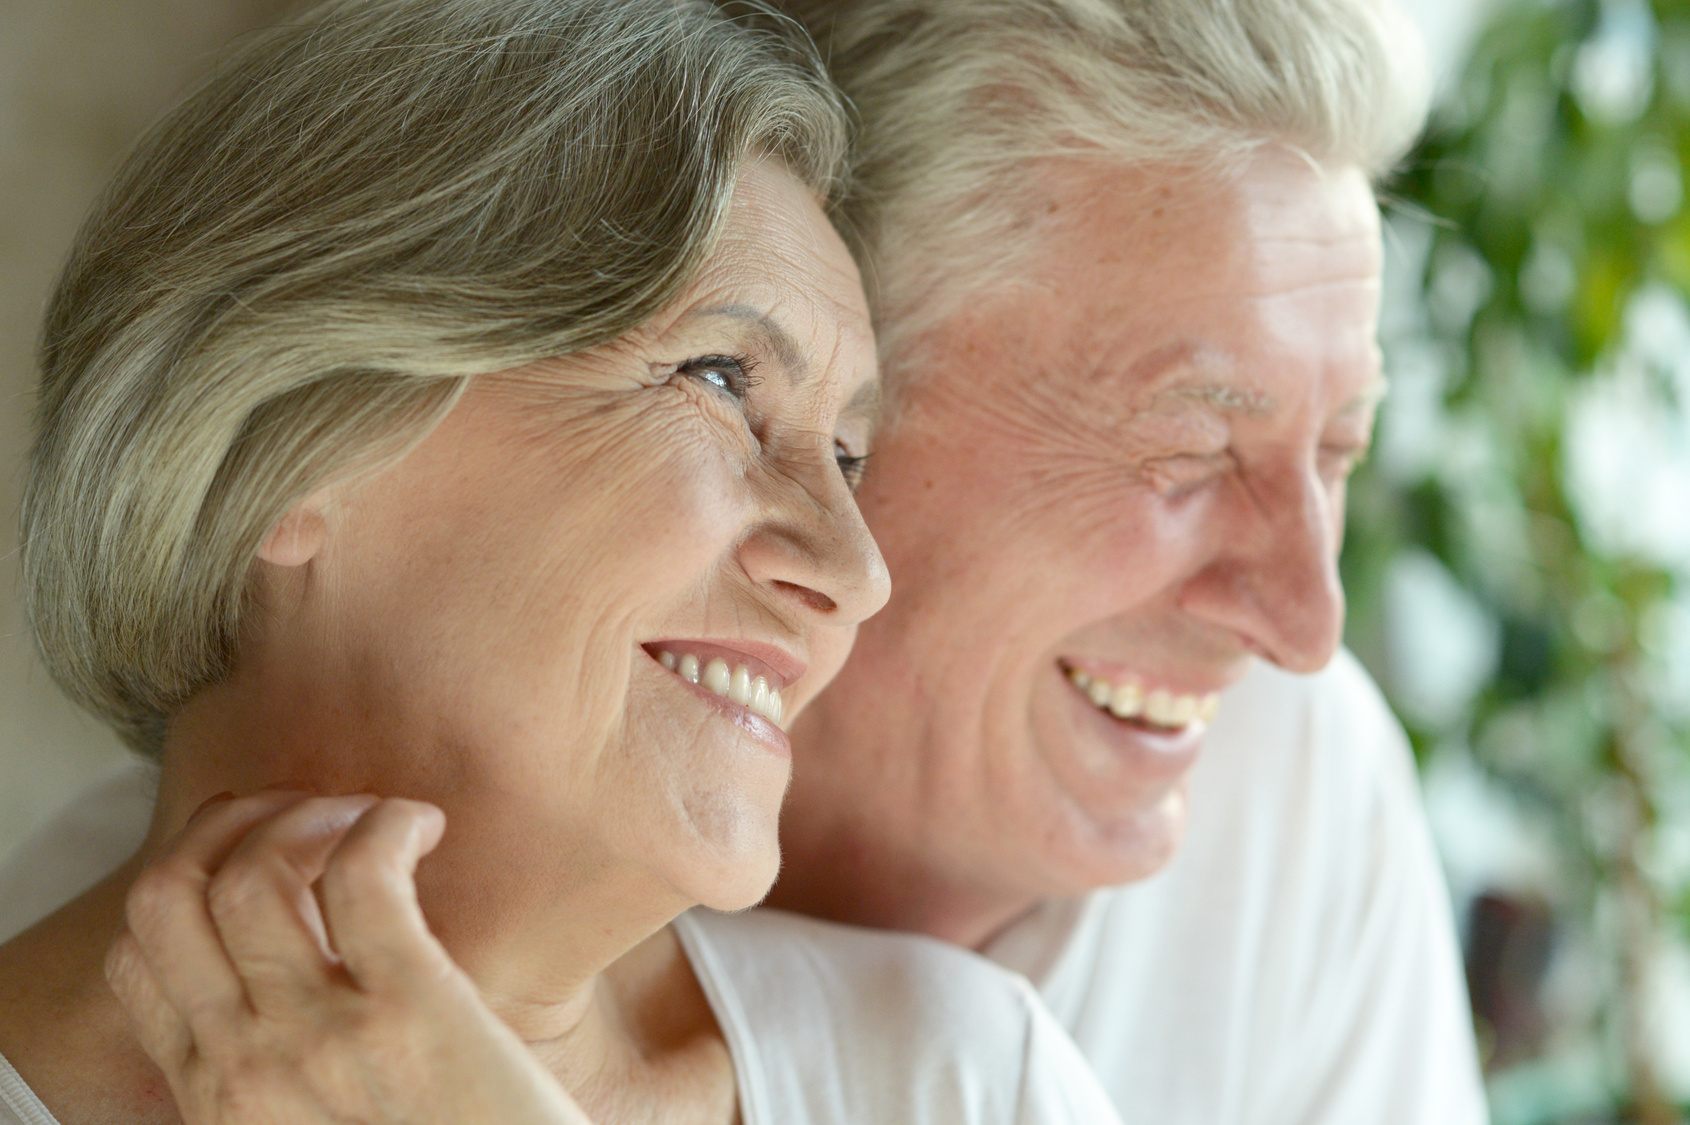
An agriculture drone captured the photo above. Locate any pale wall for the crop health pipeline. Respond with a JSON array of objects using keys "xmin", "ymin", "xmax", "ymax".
[{"xmin": 0, "ymin": 0, "xmax": 291, "ymax": 862}]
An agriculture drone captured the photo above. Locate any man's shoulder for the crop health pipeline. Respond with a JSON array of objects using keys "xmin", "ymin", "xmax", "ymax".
[
  {"xmin": 1017, "ymin": 650, "xmax": 1427, "ymax": 1029},
  {"xmin": 1219, "ymin": 648, "xmax": 1403, "ymax": 753},
  {"xmin": 1194, "ymin": 649, "xmax": 1414, "ymax": 819},
  {"xmin": 681, "ymin": 906, "xmax": 1045, "ymax": 1029},
  {"xmin": 678, "ymin": 907, "xmax": 1122, "ymax": 1125},
  {"xmin": 1027, "ymin": 654, "xmax": 1484, "ymax": 1124}
]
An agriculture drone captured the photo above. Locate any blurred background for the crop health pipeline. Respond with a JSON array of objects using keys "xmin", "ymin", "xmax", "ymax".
[
  {"xmin": 1342, "ymin": 0, "xmax": 1690, "ymax": 1121},
  {"xmin": 0, "ymin": 1, "xmax": 296, "ymax": 861},
  {"xmin": 0, "ymin": 0, "xmax": 1686, "ymax": 1121}
]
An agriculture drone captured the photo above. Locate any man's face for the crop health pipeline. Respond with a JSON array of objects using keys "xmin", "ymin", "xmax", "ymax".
[{"xmin": 790, "ymin": 149, "xmax": 1384, "ymax": 907}]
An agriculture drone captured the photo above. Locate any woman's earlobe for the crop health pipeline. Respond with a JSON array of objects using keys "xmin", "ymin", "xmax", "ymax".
[{"xmin": 258, "ymin": 505, "xmax": 329, "ymax": 567}]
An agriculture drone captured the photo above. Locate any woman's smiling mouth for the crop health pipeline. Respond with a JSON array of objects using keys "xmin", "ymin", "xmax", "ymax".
[{"xmin": 645, "ymin": 642, "xmax": 795, "ymax": 725}]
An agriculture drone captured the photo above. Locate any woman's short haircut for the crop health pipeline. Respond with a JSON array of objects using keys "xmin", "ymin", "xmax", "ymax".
[
  {"xmin": 23, "ymin": 0, "xmax": 847, "ymax": 753},
  {"xmin": 787, "ymin": 0, "xmax": 1432, "ymax": 380}
]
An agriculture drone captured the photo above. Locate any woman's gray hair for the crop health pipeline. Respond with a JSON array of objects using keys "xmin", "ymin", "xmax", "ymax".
[
  {"xmin": 788, "ymin": 0, "xmax": 1432, "ymax": 379},
  {"xmin": 23, "ymin": 0, "xmax": 848, "ymax": 754}
]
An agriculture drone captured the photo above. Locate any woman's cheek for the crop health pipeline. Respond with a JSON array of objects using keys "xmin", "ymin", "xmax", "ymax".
[{"xmin": 557, "ymin": 410, "xmax": 756, "ymax": 598}]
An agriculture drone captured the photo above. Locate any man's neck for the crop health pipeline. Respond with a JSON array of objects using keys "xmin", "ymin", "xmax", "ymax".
[{"xmin": 767, "ymin": 811, "xmax": 1042, "ymax": 953}]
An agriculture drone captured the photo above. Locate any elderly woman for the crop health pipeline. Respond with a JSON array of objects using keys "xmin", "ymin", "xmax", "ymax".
[{"xmin": 0, "ymin": 1, "xmax": 1122, "ymax": 1123}]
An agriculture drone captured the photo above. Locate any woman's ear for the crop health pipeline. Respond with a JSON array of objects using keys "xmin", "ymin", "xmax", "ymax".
[{"xmin": 257, "ymin": 496, "xmax": 330, "ymax": 568}]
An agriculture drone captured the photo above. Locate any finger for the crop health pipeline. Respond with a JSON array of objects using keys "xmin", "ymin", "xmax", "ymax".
[
  {"xmin": 318, "ymin": 799, "xmax": 453, "ymax": 994},
  {"xmin": 105, "ymin": 926, "xmax": 193, "ymax": 1072},
  {"xmin": 207, "ymin": 794, "xmax": 381, "ymax": 1010},
  {"xmin": 122, "ymin": 790, "xmax": 313, "ymax": 1036}
]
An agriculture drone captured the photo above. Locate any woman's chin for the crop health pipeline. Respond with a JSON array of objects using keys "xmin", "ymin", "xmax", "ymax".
[{"xmin": 685, "ymin": 840, "xmax": 783, "ymax": 914}]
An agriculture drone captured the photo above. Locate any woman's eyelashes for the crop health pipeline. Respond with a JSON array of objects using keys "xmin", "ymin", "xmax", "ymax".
[
  {"xmin": 675, "ymin": 352, "xmax": 870, "ymax": 490},
  {"xmin": 678, "ymin": 353, "xmax": 760, "ymax": 400},
  {"xmin": 835, "ymin": 443, "xmax": 869, "ymax": 492}
]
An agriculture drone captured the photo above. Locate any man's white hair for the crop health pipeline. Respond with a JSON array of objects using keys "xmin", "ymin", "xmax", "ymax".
[{"xmin": 790, "ymin": 0, "xmax": 1432, "ymax": 383}]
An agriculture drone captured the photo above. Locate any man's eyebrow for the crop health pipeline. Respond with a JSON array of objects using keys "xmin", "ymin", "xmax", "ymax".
[
  {"xmin": 1128, "ymin": 345, "xmax": 1278, "ymax": 417},
  {"xmin": 1126, "ymin": 343, "xmax": 1388, "ymax": 420},
  {"xmin": 1336, "ymin": 377, "xmax": 1389, "ymax": 416},
  {"xmin": 1167, "ymin": 383, "xmax": 1276, "ymax": 416},
  {"xmin": 690, "ymin": 304, "xmax": 810, "ymax": 383}
]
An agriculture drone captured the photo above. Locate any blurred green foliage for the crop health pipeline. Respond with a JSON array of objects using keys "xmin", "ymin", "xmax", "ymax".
[{"xmin": 1341, "ymin": 0, "xmax": 1690, "ymax": 1120}]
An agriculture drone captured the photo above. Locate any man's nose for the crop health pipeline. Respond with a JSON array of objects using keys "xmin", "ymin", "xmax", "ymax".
[{"xmin": 1177, "ymin": 465, "xmax": 1346, "ymax": 674}]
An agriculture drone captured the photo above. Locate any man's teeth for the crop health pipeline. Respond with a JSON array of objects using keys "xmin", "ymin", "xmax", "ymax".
[
  {"xmin": 658, "ymin": 650, "xmax": 784, "ymax": 724},
  {"xmin": 1066, "ymin": 667, "xmax": 1218, "ymax": 727}
]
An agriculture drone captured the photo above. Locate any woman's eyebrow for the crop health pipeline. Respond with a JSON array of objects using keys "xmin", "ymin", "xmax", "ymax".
[
  {"xmin": 844, "ymin": 378, "xmax": 882, "ymax": 426},
  {"xmin": 692, "ymin": 304, "xmax": 811, "ymax": 383}
]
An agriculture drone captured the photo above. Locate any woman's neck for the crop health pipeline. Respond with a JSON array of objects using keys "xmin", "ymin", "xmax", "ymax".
[
  {"xmin": 21, "ymin": 678, "xmax": 738, "ymax": 1124},
  {"xmin": 153, "ymin": 674, "xmax": 694, "ymax": 1020},
  {"xmin": 0, "ymin": 862, "xmax": 734, "ymax": 1125}
]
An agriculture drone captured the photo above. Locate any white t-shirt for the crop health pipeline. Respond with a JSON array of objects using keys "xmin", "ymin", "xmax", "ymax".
[
  {"xmin": 0, "ymin": 905, "xmax": 1122, "ymax": 1125},
  {"xmin": 0, "ymin": 650, "xmax": 1487, "ymax": 1123},
  {"xmin": 674, "ymin": 907, "xmax": 1122, "ymax": 1124},
  {"xmin": 983, "ymin": 651, "xmax": 1489, "ymax": 1125}
]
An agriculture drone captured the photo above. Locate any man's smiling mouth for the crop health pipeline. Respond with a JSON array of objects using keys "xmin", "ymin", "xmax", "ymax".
[{"xmin": 1062, "ymin": 664, "xmax": 1218, "ymax": 732}]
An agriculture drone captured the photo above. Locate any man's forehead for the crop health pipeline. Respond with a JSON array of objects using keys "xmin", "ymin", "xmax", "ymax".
[{"xmin": 1021, "ymin": 152, "xmax": 1382, "ymax": 295}]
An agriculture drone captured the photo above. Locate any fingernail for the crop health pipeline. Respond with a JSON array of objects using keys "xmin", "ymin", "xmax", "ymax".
[{"xmin": 189, "ymin": 792, "xmax": 237, "ymax": 821}]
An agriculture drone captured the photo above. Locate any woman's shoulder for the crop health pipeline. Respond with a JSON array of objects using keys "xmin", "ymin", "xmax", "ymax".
[{"xmin": 673, "ymin": 907, "xmax": 1122, "ymax": 1125}]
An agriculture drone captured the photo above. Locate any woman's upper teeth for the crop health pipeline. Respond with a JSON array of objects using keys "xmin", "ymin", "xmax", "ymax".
[
  {"xmin": 1066, "ymin": 666, "xmax": 1218, "ymax": 727},
  {"xmin": 660, "ymin": 650, "xmax": 784, "ymax": 724}
]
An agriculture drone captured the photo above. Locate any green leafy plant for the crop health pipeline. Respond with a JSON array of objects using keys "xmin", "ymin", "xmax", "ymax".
[{"xmin": 1342, "ymin": 0, "xmax": 1690, "ymax": 1120}]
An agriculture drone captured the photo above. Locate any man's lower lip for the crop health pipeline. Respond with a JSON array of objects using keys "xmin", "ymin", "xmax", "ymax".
[
  {"xmin": 675, "ymin": 676, "xmax": 792, "ymax": 757},
  {"xmin": 1067, "ymin": 685, "xmax": 1206, "ymax": 777}
]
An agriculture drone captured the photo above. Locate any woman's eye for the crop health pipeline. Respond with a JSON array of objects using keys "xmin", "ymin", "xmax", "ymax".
[
  {"xmin": 835, "ymin": 441, "xmax": 869, "ymax": 492},
  {"xmin": 678, "ymin": 354, "xmax": 758, "ymax": 400}
]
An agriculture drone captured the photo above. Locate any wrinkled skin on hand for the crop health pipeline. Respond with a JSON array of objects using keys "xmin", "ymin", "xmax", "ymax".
[{"xmin": 104, "ymin": 791, "xmax": 593, "ymax": 1125}]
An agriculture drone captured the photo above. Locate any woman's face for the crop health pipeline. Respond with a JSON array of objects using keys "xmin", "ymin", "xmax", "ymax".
[{"xmin": 254, "ymin": 162, "xmax": 887, "ymax": 921}]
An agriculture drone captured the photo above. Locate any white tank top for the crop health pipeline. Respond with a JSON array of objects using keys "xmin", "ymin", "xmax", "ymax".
[{"xmin": 0, "ymin": 1050, "xmax": 59, "ymax": 1125}]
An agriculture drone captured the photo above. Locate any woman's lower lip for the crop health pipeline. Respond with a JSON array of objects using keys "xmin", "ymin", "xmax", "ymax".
[{"xmin": 673, "ymin": 675, "xmax": 792, "ymax": 758}]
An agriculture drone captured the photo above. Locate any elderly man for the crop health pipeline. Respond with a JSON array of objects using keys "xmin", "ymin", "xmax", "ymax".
[
  {"xmin": 0, "ymin": 0, "xmax": 1486, "ymax": 1121},
  {"xmin": 756, "ymin": 0, "xmax": 1488, "ymax": 1121}
]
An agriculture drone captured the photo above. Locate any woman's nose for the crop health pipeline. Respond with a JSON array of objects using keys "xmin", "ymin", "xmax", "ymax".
[{"xmin": 738, "ymin": 457, "xmax": 891, "ymax": 627}]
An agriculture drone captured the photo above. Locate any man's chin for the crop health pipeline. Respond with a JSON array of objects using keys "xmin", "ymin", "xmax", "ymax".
[{"xmin": 1061, "ymin": 782, "xmax": 1191, "ymax": 893}]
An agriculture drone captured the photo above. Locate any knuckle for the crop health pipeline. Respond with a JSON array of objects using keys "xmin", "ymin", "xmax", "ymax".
[
  {"xmin": 103, "ymin": 933, "xmax": 142, "ymax": 988},
  {"xmin": 205, "ymin": 860, "xmax": 268, "ymax": 922},
  {"xmin": 332, "ymin": 835, "xmax": 403, "ymax": 892},
  {"xmin": 124, "ymin": 866, "xmax": 185, "ymax": 931}
]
